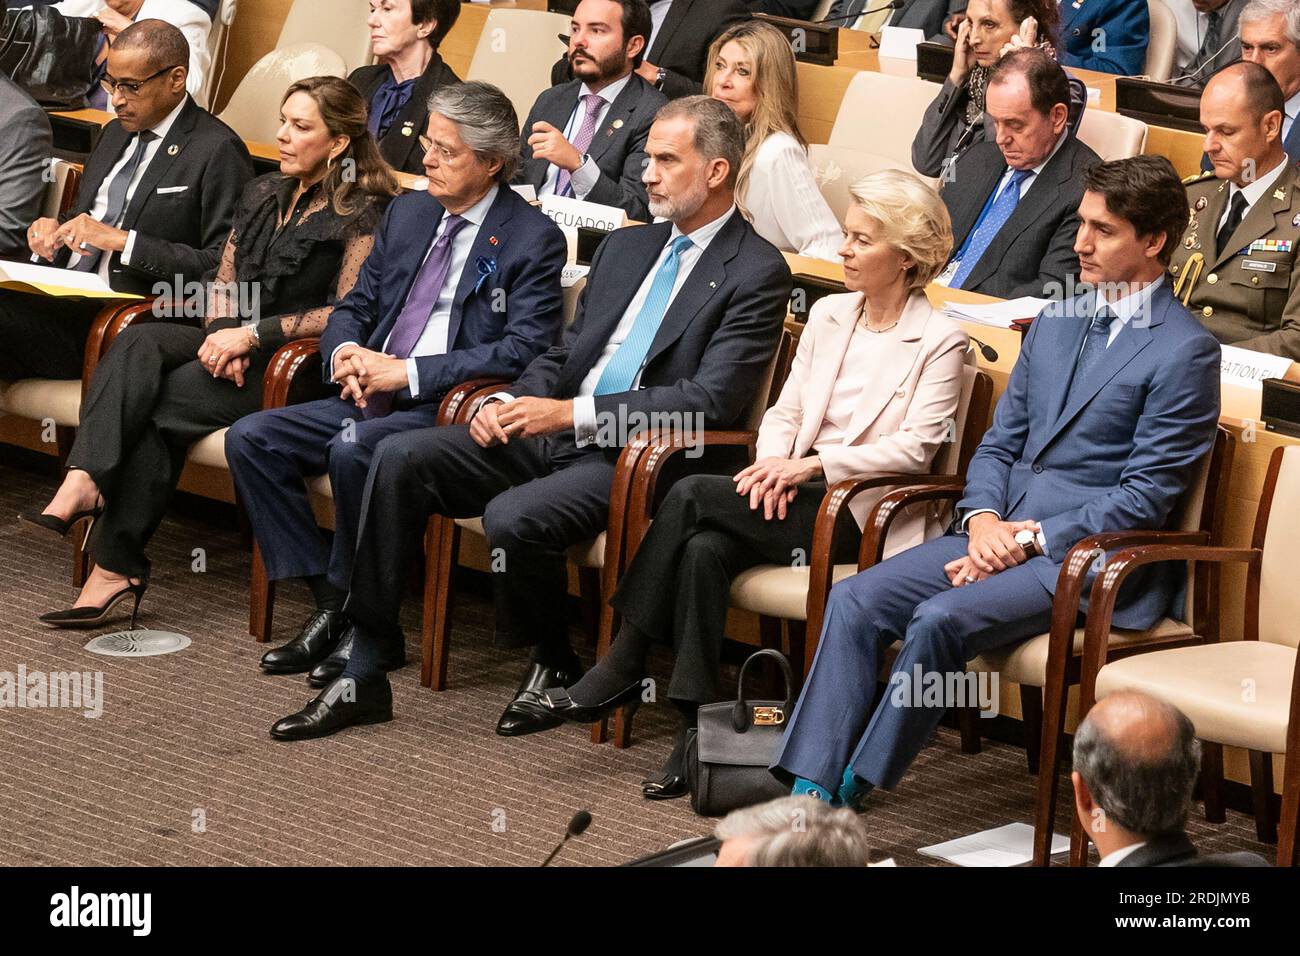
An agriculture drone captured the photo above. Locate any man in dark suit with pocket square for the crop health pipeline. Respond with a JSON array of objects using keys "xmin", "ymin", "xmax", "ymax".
[
  {"xmin": 227, "ymin": 82, "xmax": 568, "ymax": 687},
  {"xmin": 268, "ymin": 95, "xmax": 793, "ymax": 742},
  {"xmin": 518, "ymin": 0, "xmax": 665, "ymax": 221},
  {"xmin": 0, "ymin": 18, "xmax": 250, "ymax": 381}
]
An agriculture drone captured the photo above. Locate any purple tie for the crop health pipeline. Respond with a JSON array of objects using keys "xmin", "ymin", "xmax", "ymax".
[
  {"xmin": 554, "ymin": 94, "xmax": 603, "ymax": 198},
  {"xmin": 364, "ymin": 214, "xmax": 469, "ymax": 419}
]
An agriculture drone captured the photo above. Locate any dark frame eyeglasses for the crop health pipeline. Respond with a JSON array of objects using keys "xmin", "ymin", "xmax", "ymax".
[{"xmin": 100, "ymin": 65, "xmax": 182, "ymax": 98}]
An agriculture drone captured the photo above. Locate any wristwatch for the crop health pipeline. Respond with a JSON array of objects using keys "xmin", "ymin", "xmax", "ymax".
[
  {"xmin": 654, "ymin": 66, "xmax": 667, "ymax": 89},
  {"xmin": 1014, "ymin": 528, "xmax": 1040, "ymax": 559}
]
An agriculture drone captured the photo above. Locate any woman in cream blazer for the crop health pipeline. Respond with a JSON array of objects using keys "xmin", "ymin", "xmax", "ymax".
[{"xmin": 536, "ymin": 171, "xmax": 970, "ymax": 799}]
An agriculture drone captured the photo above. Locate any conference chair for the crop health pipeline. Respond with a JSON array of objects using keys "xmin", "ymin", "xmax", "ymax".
[
  {"xmin": 1073, "ymin": 443, "xmax": 1300, "ymax": 867},
  {"xmin": 201, "ymin": 0, "xmax": 239, "ymax": 108},
  {"xmin": 276, "ymin": 0, "xmax": 373, "ymax": 73},
  {"xmin": 861, "ymin": 426, "xmax": 1235, "ymax": 866},
  {"xmin": 218, "ymin": 43, "xmax": 348, "ymax": 143},
  {"xmin": 1076, "ymin": 109, "xmax": 1148, "ymax": 162},
  {"xmin": 601, "ymin": 360, "xmax": 993, "ymax": 748},
  {"xmin": 466, "ymin": 8, "xmax": 572, "ymax": 123},
  {"xmin": 1143, "ymin": 0, "xmax": 1177, "ymax": 84}
]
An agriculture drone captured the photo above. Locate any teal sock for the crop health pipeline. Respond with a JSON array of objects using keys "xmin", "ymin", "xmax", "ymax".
[
  {"xmin": 836, "ymin": 766, "xmax": 873, "ymax": 811},
  {"xmin": 792, "ymin": 776, "xmax": 836, "ymax": 803}
]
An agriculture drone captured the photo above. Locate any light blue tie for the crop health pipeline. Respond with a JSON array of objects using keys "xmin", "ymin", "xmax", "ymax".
[
  {"xmin": 594, "ymin": 235, "xmax": 694, "ymax": 395},
  {"xmin": 951, "ymin": 168, "xmax": 1032, "ymax": 289}
]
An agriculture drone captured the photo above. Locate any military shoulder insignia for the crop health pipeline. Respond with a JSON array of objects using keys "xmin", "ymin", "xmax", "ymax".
[
  {"xmin": 1182, "ymin": 170, "xmax": 1215, "ymax": 185},
  {"xmin": 1194, "ymin": 196, "xmax": 1207, "ymax": 211}
]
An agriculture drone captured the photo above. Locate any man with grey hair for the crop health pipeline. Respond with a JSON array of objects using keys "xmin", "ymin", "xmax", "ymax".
[
  {"xmin": 230, "ymin": 81, "xmax": 569, "ymax": 687},
  {"xmin": 1072, "ymin": 691, "xmax": 1268, "ymax": 866},
  {"xmin": 269, "ymin": 95, "xmax": 793, "ymax": 742},
  {"xmin": 714, "ymin": 796, "xmax": 874, "ymax": 867},
  {"xmin": 1240, "ymin": 0, "xmax": 1300, "ymax": 160}
]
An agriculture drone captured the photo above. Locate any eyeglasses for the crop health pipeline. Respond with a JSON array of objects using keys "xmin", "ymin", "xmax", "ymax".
[
  {"xmin": 100, "ymin": 65, "xmax": 182, "ymax": 98},
  {"xmin": 418, "ymin": 135, "xmax": 459, "ymax": 162}
]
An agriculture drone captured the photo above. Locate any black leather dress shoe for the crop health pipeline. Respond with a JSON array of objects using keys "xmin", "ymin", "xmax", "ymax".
[
  {"xmin": 641, "ymin": 772, "xmax": 688, "ymax": 800},
  {"xmin": 495, "ymin": 661, "xmax": 584, "ymax": 737},
  {"xmin": 260, "ymin": 611, "xmax": 348, "ymax": 674},
  {"xmin": 536, "ymin": 679, "xmax": 643, "ymax": 724},
  {"xmin": 269, "ymin": 676, "xmax": 393, "ymax": 741},
  {"xmin": 307, "ymin": 630, "xmax": 407, "ymax": 688}
]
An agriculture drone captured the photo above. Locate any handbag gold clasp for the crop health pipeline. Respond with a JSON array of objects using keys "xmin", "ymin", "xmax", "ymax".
[{"xmin": 753, "ymin": 706, "xmax": 785, "ymax": 726}]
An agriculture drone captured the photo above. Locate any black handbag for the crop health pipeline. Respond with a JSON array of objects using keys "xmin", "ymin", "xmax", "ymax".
[
  {"xmin": 685, "ymin": 648, "xmax": 796, "ymax": 817},
  {"xmin": 0, "ymin": 9, "xmax": 102, "ymax": 110}
]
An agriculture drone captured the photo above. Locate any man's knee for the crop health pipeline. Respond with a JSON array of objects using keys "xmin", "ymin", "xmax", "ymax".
[
  {"xmin": 903, "ymin": 595, "xmax": 967, "ymax": 662},
  {"xmin": 481, "ymin": 494, "xmax": 535, "ymax": 551}
]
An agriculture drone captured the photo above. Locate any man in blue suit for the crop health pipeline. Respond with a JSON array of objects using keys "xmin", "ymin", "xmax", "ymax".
[
  {"xmin": 772, "ymin": 155, "xmax": 1223, "ymax": 805},
  {"xmin": 1058, "ymin": 0, "xmax": 1149, "ymax": 76},
  {"xmin": 226, "ymin": 82, "xmax": 567, "ymax": 685}
]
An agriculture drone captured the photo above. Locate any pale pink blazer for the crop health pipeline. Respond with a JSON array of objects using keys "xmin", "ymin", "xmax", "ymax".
[{"xmin": 755, "ymin": 290, "xmax": 970, "ymax": 555}]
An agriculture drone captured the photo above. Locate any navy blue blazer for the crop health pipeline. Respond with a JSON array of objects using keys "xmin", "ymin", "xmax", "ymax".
[
  {"xmin": 319, "ymin": 185, "xmax": 567, "ymax": 402},
  {"xmin": 957, "ymin": 281, "xmax": 1221, "ymax": 629},
  {"xmin": 510, "ymin": 210, "xmax": 792, "ymax": 436},
  {"xmin": 1057, "ymin": 0, "xmax": 1149, "ymax": 76}
]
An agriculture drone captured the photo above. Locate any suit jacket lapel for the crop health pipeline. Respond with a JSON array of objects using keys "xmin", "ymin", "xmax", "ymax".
[
  {"xmin": 841, "ymin": 297, "xmax": 930, "ymax": 446},
  {"xmin": 377, "ymin": 197, "xmax": 444, "ymax": 348},
  {"xmin": 949, "ymin": 153, "xmax": 1005, "ymax": 248},
  {"xmin": 74, "ymin": 122, "xmax": 129, "ymax": 217},
  {"xmin": 1285, "ymin": 117, "xmax": 1300, "ymax": 163},
  {"xmin": 793, "ymin": 296, "xmax": 860, "ymax": 457},
  {"xmin": 527, "ymin": 81, "xmax": 583, "ymax": 187},
  {"xmin": 122, "ymin": 97, "xmax": 198, "ymax": 228},
  {"xmin": 649, "ymin": 0, "xmax": 691, "ymax": 62},
  {"xmin": 586, "ymin": 78, "xmax": 641, "ymax": 167},
  {"xmin": 448, "ymin": 187, "xmax": 516, "ymax": 345},
  {"xmin": 1212, "ymin": 161, "xmax": 1298, "ymax": 269}
]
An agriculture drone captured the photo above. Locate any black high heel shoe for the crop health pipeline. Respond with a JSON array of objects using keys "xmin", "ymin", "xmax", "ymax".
[
  {"xmin": 537, "ymin": 679, "xmax": 645, "ymax": 724},
  {"xmin": 19, "ymin": 505, "xmax": 103, "ymax": 546},
  {"xmin": 39, "ymin": 578, "xmax": 147, "ymax": 630}
]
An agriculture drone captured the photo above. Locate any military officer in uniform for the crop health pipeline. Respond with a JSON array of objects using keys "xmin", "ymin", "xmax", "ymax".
[{"xmin": 1170, "ymin": 62, "xmax": 1300, "ymax": 361}]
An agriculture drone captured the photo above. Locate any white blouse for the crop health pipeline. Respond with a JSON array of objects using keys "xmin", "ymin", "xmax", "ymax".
[{"xmin": 743, "ymin": 130, "xmax": 843, "ymax": 262}]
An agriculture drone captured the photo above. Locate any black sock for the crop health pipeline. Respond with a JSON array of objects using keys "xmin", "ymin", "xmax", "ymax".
[
  {"xmin": 340, "ymin": 622, "xmax": 392, "ymax": 685},
  {"xmin": 307, "ymin": 574, "xmax": 346, "ymax": 612},
  {"xmin": 564, "ymin": 624, "xmax": 652, "ymax": 705}
]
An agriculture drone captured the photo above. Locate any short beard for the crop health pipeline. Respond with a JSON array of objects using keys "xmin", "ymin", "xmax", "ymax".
[
  {"xmin": 647, "ymin": 176, "xmax": 710, "ymax": 223},
  {"xmin": 570, "ymin": 48, "xmax": 626, "ymax": 83}
]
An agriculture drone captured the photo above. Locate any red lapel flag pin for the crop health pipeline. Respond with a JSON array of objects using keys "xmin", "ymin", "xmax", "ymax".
[{"xmin": 489, "ymin": 235, "xmax": 498, "ymax": 246}]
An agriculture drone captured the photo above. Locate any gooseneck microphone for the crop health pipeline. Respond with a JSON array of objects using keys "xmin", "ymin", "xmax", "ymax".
[
  {"xmin": 540, "ymin": 810, "xmax": 593, "ymax": 867},
  {"xmin": 967, "ymin": 335, "xmax": 999, "ymax": 363},
  {"xmin": 816, "ymin": 0, "xmax": 904, "ymax": 27}
]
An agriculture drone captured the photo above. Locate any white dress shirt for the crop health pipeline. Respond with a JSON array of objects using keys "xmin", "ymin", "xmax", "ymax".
[
  {"xmin": 331, "ymin": 184, "xmax": 499, "ymax": 398},
  {"xmin": 538, "ymin": 73, "xmax": 631, "ymax": 201},
  {"xmin": 648, "ymin": 0, "xmax": 672, "ymax": 49},
  {"xmin": 67, "ymin": 94, "xmax": 186, "ymax": 284},
  {"xmin": 52, "ymin": 0, "xmax": 214, "ymax": 107},
  {"xmin": 1218, "ymin": 153, "xmax": 1289, "ymax": 234},
  {"xmin": 744, "ymin": 130, "xmax": 842, "ymax": 262},
  {"xmin": 811, "ymin": 319, "xmax": 883, "ymax": 450},
  {"xmin": 1171, "ymin": 4, "xmax": 1208, "ymax": 72},
  {"xmin": 1098, "ymin": 842, "xmax": 1145, "ymax": 867}
]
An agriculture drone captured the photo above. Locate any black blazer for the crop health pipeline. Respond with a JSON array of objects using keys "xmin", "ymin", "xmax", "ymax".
[
  {"xmin": 941, "ymin": 134, "xmax": 1100, "ymax": 299},
  {"xmin": 551, "ymin": 0, "xmax": 752, "ymax": 99},
  {"xmin": 1114, "ymin": 833, "xmax": 1270, "ymax": 868},
  {"xmin": 510, "ymin": 210, "xmax": 792, "ymax": 438},
  {"xmin": 348, "ymin": 53, "xmax": 462, "ymax": 175},
  {"xmin": 517, "ymin": 74, "xmax": 665, "ymax": 221},
  {"xmin": 58, "ymin": 96, "xmax": 252, "ymax": 295}
]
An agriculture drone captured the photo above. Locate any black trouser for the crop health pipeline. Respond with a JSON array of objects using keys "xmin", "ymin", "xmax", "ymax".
[
  {"xmin": 67, "ymin": 322, "xmax": 269, "ymax": 577},
  {"xmin": 346, "ymin": 423, "xmax": 615, "ymax": 661},
  {"xmin": 0, "ymin": 291, "xmax": 102, "ymax": 380},
  {"xmin": 610, "ymin": 473, "xmax": 858, "ymax": 706}
]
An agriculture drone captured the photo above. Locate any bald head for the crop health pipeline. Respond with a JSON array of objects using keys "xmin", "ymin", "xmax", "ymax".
[
  {"xmin": 1208, "ymin": 60, "xmax": 1286, "ymax": 120},
  {"xmin": 1201, "ymin": 61, "xmax": 1287, "ymax": 184}
]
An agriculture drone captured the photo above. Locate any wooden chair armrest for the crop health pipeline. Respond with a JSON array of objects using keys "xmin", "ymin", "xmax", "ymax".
[
  {"xmin": 859, "ymin": 477, "xmax": 967, "ymax": 570},
  {"xmin": 81, "ymin": 297, "xmax": 158, "ymax": 395},
  {"xmin": 262, "ymin": 338, "xmax": 322, "ymax": 409},
  {"xmin": 438, "ymin": 377, "xmax": 511, "ymax": 426}
]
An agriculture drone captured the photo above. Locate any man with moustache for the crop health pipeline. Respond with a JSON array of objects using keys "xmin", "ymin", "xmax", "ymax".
[{"xmin": 517, "ymin": 0, "xmax": 666, "ymax": 221}]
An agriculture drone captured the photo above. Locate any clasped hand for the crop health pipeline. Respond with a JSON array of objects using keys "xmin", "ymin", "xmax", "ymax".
[
  {"xmin": 733, "ymin": 456, "xmax": 821, "ymax": 521},
  {"xmin": 469, "ymin": 397, "xmax": 574, "ymax": 447},
  {"xmin": 944, "ymin": 512, "xmax": 1041, "ymax": 587},
  {"xmin": 332, "ymin": 345, "xmax": 409, "ymax": 410}
]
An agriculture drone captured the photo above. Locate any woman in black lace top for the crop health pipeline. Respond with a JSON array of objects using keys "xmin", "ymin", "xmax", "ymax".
[{"xmin": 22, "ymin": 76, "xmax": 400, "ymax": 628}]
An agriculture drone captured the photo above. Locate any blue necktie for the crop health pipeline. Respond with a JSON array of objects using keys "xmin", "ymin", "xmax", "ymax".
[
  {"xmin": 952, "ymin": 168, "xmax": 1032, "ymax": 289},
  {"xmin": 1066, "ymin": 305, "xmax": 1114, "ymax": 400},
  {"xmin": 594, "ymin": 235, "xmax": 694, "ymax": 395}
]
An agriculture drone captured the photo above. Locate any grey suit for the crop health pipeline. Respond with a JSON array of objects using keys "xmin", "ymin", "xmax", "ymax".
[
  {"xmin": 1114, "ymin": 833, "xmax": 1270, "ymax": 867},
  {"xmin": 0, "ymin": 71, "xmax": 51, "ymax": 257},
  {"xmin": 1174, "ymin": 0, "xmax": 1247, "ymax": 89},
  {"xmin": 517, "ymin": 74, "xmax": 666, "ymax": 222},
  {"xmin": 940, "ymin": 134, "xmax": 1101, "ymax": 299}
]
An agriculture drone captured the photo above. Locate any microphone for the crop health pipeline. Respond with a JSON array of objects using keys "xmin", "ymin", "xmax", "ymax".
[
  {"xmin": 816, "ymin": 0, "xmax": 904, "ymax": 27},
  {"xmin": 967, "ymin": 335, "xmax": 999, "ymax": 362},
  {"xmin": 540, "ymin": 810, "xmax": 593, "ymax": 867}
]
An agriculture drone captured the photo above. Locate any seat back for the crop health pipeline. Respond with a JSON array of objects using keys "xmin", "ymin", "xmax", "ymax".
[
  {"xmin": 807, "ymin": 143, "xmax": 938, "ymax": 221},
  {"xmin": 203, "ymin": 0, "xmax": 238, "ymax": 107},
  {"xmin": 277, "ymin": 0, "xmax": 372, "ymax": 72},
  {"xmin": 218, "ymin": 43, "xmax": 348, "ymax": 142},
  {"xmin": 745, "ymin": 327, "xmax": 797, "ymax": 431},
  {"xmin": 563, "ymin": 276, "xmax": 586, "ymax": 329},
  {"xmin": 1169, "ymin": 427, "xmax": 1234, "ymax": 624},
  {"xmin": 467, "ymin": 9, "xmax": 571, "ymax": 122},
  {"xmin": 40, "ymin": 159, "xmax": 82, "ymax": 220},
  {"xmin": 1077, "ymin": 109, "xmax": 1148, "ymax": 161},
  {"xmin": 1256, "ymin": 445, "xmax": 1300, "ymax": 649},
  {"xmin": 827, "ymin": 72, "xmax": 940, "ymax": 162},
  {"xmin": 930, "ymin": 361, "xmax": 993, "ymax": 476},
  {"xmin": 1144, "ymin": 0, "xmax": 1177, "ymax": 82}
]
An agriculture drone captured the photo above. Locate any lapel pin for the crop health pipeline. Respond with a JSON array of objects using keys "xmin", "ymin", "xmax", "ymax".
[
  {"xmin": 167, "ymin": 144, "xmax": 179, "ymax": 156},
  {"xmin": 1194, "ymin": 196, "xmax": 1207, "ymax": 211},
  {"xmin": 489, "ymin": 235, "xmax": 498, "ymax": 246},
  {"xmin": 1184, "ymin": 236, "xmax": 1196, "ymax": 248},
  {"xmin": 1293, "ymin": 213, "xmax": 1300, "ymax": 228},
  {"xmin": 401, "ymin": 124, "xmax": 414, "ymax": 137},
  {"xmin": 1275, "ymin": 188, "xmax": 1287, "ymax": 201},
  {"xmin": 612, "ymin": 119, "xmax": 624, "ymax": 129},
  {"xmin": 709, "ymin": 281, "xmax": 716, "ymax": 288}
]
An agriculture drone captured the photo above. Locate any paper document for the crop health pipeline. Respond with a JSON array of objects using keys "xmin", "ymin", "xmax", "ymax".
[
  {"xmin": 0, "ymin": 261, "xmax": 141, "ymax": 300},
  {"xmin": 918, "ymin": 822, "xmax": 1068, "ymax": 867},
  {"xmin": 942, "ymin": 296, "xmax": 1052, "ymax": 328}
]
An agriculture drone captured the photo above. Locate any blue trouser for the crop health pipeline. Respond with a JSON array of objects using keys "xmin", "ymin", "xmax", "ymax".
[
  {"xmin": 225, "ymin": 396, "xmax": 442, "ymax": 589},
  {"xmin": 772, "ymin": 534, "xmax": 1056, "ymax": 792}
]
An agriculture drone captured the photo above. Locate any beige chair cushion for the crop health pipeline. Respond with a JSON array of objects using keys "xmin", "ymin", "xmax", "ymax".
[
  {"xmin": 467, "ymin": 9, "xmax": 573, "ymax": 125},
  {"xmin": 1076, "ymin": 109, "xmax": 1148, "ymax": 161},
  {"xmin": 455, "ymin": 516, "xmax": 605, "ymax": 568},
  {"xmin": 729, "ymin": 563, "xmax": 859, "ymax": 621},
  {"xmin": 969, "ymin": 617, "xmax": 1194, "ymax": 686},
  {"xmin": 187, "ymin": 428, "xmax": 230, "ymax": 468},
  {"xmin": 218, "ymin": 43, "xmax": 347, "ymax": 142},
  {"xmin": 1144, "ymin": 0, "xmax": 1178, "ymax": 82},
  {"xmin": 1096, "ymin": 641, "xmax": 1297, "ymax": 753},
  {"xmin": 0, "ymin": 379, "xmax": 81, "ymax": 427},
  {"xmin": 276, "ymin": 0, "xmax": 372, "ymax": 71}
]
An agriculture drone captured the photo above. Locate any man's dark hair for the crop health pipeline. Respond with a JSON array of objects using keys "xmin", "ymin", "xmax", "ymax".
[
  {"xmin": 112, "ymin": 18, "xmax": 191, "ymax": 74},
  {"xmin": 411, "ymin": 0, "xmax": 462, "ymax": 50},
  {"xmin": 580, "ymin": 0, "xmax": 653, "ymax": 68},
  {"xmin": 987, "ymin": 47, "xmax": 1070, "ymax": 116},
  {"xmin": 1084, "ymin": 156, "xmax": 1189, "ymax": 267},
  {"xmin": 1210, "ymin": 60, "xmax": 1286, "ymax": 121}
]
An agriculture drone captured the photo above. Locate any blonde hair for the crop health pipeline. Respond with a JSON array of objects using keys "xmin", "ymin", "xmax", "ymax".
[
  {"xmin": 847, "ymin": 170, "xmax": 954, "ymax": 292},
  {"xmin": 703, "ymin": 20, "xmax": 806, "ymax": 220}
]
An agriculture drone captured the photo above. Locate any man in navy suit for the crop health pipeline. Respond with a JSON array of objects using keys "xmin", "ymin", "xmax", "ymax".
[
  {"xmin": 1057, "ymin": 0, "xmax": 1149, "ymax": 76},
  {"xmin": 268, "ymin": 95, "xmax": 793, "ymax": 742},
  {"xmin": 226, "ymin": 82, "xmax": 567, "ymax": 686},
  {"xmin": 772, "ymin": 155, "xmax": 1222, "ymax": 805}
]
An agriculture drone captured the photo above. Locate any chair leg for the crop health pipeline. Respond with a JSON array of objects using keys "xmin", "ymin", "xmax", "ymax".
[
  {"xmin": 612, "ymin": 703, "xmax": 634, "ymax": 749},
  {"xmin": 758, "ymin": 615, "xmax": 782, "ymax": 651},
  {"xmin": 590, "ymin": 594, "xmax": 618, "ymax": 744},
  {"xmin": 423, "ymin": 519, "xmax": 459, "ymax": 691},
  {"xmin": 248, "ymin": 542, "xmax": 274, "ymax": 643},
  {"xmin": 956, "ymin": 703, "xmax": 981, "ymax": 754},
  {"xmin": 1278, "ymin": 752, "xmax": 1299, "ymax": 866},
  {"xmin": 1020, "ymin": 685, "xmax": 1043, "ymax": 775},
  {"xmin": 787, "ymin": 621, "xmax": 806, "ymax": 694},
  {"xmin": 70, "ymin": 517, "xmax": 91, "ymax": 588},
  {"xmin": 1249, "ymin": 750, "xmax": 1278, "ymax": 845},
  {"xmin": 1200, "ymin": 741, "xmax": 1226, "ymax": 824},
  {"xmin": 1032, "ymin": 669, "xmax": 1070, "ymax": 866}
]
